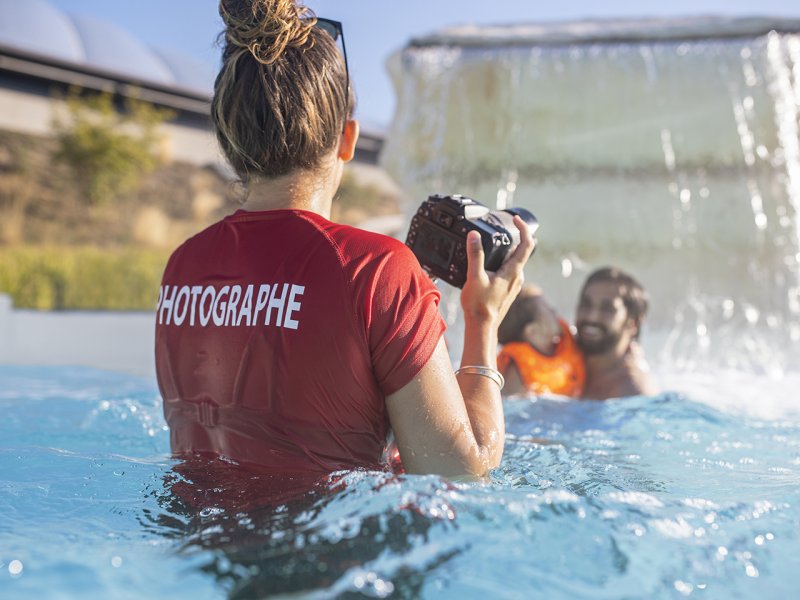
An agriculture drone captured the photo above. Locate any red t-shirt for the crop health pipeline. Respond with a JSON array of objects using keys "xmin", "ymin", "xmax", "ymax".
[{"xmin": 155, "ymin": 209, "xmax": 445, "ymax": 474}]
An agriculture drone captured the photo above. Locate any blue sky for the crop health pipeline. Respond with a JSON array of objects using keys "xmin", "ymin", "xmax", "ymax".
[{"xmin": 48, "ymin": 0, "xmax": 800, "ymax": 129}]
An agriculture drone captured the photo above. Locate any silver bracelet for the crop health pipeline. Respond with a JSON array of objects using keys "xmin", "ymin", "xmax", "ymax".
[{"xmin": 455, "ymin": 365, "xmax": 505, "ymax": 390}]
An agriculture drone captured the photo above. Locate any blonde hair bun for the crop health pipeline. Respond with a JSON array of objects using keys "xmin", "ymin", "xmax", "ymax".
[{"xmin": 220, "ymin": 0, "xmax": 317, "ymax": 65}]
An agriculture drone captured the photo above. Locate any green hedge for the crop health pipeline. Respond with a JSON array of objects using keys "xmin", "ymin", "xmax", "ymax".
[{"xmin": 0, "ymin": 246, "xmax": 169, "ymax": 310}]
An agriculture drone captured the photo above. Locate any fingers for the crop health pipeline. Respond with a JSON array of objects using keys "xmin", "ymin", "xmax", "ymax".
[
  {"xmin": 512, "ymin": 215, "xmax": 536, "ymax": 261},
  {"xmin": 461, "ymin": 217, "xmax": 532, "ymax": 322},
  {"xmin": 465, "ymin": 216, "xmax": 535, "ymax": 291},
  {"xmin": 465, "ymin": 231, "xmax": 485, "ymax": 282},
  {"xmin": 496, "ymin": 215, "xmax": 536, "ymax": 281}
]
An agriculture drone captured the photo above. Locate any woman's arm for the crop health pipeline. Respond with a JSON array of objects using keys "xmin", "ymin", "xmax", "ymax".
[{"xmin": 386, "ymin": 217, "xmax": 535, "ymax": 476}]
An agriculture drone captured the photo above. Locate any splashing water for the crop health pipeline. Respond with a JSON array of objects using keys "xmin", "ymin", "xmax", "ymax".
[
  {"xmin": 383, "ymin": 18, "xmax": 800, "ymax": 378},
  {"xmin": 1, "ymin": 366, "xmax": 799, "ymax": 598}
]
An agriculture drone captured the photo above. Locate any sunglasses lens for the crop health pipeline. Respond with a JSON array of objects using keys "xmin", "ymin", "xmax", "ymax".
[{"xmin": 315, "ymin": 19, "xmax": 340, "ymax": 41}]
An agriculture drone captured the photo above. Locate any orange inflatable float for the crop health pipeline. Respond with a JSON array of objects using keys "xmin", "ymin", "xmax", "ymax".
[{"xmin": 497, "ymin": 320, "xmax": 585, "ymax": 397}]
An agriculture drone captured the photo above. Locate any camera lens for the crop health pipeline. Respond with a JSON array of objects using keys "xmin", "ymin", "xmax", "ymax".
[{"xmin": 505, "ymin": 207, "xmax": 539, "ymax": 237}]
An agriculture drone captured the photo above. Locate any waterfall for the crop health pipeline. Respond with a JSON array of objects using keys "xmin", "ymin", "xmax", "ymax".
[{"xmin": 381, "ymin": 17, "xmax": 800, "ymax": 376}]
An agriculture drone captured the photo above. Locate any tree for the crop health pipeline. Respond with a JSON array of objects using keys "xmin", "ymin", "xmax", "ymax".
[{"xmin": 53, "ymin": 89, "xmax": 174, "ymax": 204}]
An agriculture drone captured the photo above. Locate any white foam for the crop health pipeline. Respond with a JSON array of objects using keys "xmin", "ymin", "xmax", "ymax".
[{"xmin": 658, "ymin": 368, "xmax": 800, "ymax": 420}]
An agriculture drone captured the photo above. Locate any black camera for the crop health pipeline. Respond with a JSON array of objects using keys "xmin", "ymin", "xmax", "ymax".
[{"xmin": 405, "ymin": 194, "xmax": 539, "ymax": 288}]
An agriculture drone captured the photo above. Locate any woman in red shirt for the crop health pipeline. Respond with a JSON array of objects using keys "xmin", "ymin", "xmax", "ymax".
[{"xmin": 155, "ymin": 0, "xmax": 534, "ymax": 478}]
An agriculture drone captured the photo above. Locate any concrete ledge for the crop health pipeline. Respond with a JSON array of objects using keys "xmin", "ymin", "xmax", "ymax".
[{"xmin": 0, "ymin": 294, "xmax": 155, "ymax": 378}]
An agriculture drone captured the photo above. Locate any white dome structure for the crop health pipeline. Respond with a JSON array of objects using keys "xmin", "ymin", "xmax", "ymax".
[
  {"xmin": 0, "ymin": 0, "xmax": 213, "ymax": 94},
  {"xmin": 154, "ymin": 47, "xmax": 217, "ymax": 93},
  {"xmin": 0, "ymin": 0, "xmax": 83, "ymax": 62},
  {"xmin": 69, "ymin": 14, "xmax": 175, "ymax": 86}
]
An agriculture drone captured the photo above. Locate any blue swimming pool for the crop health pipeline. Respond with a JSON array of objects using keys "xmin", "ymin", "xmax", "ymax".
[{"xmin": 1, "ymin": 364, "xmax": 799, "ymax": 598}]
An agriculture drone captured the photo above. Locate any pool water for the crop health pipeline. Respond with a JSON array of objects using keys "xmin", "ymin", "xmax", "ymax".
[{"xmin": 1, "ymin": 365, "xmax": 799, "ymax": 599}]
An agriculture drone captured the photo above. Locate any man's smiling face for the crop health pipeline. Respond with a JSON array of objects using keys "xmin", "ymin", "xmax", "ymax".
[{"xmin": 575, "ymin": 280, "xmax": 635, "ymax": 356}]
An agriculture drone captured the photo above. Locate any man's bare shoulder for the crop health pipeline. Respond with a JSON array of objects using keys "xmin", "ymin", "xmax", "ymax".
[
  {"xmin": 615, "ymin": 367, "xmax": 659, "ymax": 398},
  {"xmin": 612, "ymin": 353, "xmax": 659, "ymax": 398},
  {"xmin": 583, "ymin": 354, "xmax": 659, "ymax": 400}
]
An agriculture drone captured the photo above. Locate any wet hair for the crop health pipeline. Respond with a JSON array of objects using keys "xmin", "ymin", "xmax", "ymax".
[
  {"xmin": 580, "ymin": 267, "xmax": 649, "ymax": 337},
  {"xmin": 212, "ymin": 0, "xmax": 354, "ymax": 181},
  {"xmin": 498, "ymin": 284, "xmax": 547, "ymax": 345}
]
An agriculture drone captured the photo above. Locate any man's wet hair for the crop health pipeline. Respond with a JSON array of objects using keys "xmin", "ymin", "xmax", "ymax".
[{"xmin": 580, "ymin": 267, "xmax": 649, "ymax": 338}]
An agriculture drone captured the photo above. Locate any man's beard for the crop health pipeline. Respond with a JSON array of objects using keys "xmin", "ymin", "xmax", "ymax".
[{"xmin": 576, "ymin": 322, "xmax": 620, "ymax": 355}]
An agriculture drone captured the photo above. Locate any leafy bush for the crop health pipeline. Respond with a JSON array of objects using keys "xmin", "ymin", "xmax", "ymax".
[
  {"xmin": 0, "ymin": 246, "xmax": 169, "ymax": 310},
  {"xmin": 52, "ymin": 90, "xmax": 174, "ymax": 205},
  {"xmin": 331, "ymin": 169, "xmax": 403, "ymax": 225}
]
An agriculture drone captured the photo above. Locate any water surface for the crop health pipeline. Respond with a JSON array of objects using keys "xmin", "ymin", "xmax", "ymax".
[{"xmin": 1, "ymin": 365, "xmax": 798, "ymax": 599}]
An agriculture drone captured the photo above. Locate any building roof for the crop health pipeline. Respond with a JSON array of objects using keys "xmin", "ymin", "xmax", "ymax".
[{"xmin": 0, "ymin": 0, "xmax": 214, "ymax": 95}]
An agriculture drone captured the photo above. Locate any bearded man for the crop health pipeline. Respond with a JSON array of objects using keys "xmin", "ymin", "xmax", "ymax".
[{"xmin": 575, "ymin": 267, "xmax": 659, "ymax": 399}]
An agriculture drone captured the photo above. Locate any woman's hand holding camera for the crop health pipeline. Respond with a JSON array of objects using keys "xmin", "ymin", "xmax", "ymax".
[{"xmin": 461, "ymin": 215, "xmax": 537, "ymax": 327}]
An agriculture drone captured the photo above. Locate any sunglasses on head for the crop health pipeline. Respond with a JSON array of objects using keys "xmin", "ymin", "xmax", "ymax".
[{"xmin": 314, "ymin": 17, "xmax": 350, "ymax": 112}]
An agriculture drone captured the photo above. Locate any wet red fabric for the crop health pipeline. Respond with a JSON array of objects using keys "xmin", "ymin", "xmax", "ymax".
[{"xmin": 155, "ymin": 209, "xmax": 445, "ymax": 474}]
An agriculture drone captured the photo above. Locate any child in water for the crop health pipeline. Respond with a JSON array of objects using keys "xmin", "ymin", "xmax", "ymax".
[{"xmin": 497, "ymin": 284, "xmax": 585, "ymax": 397}]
